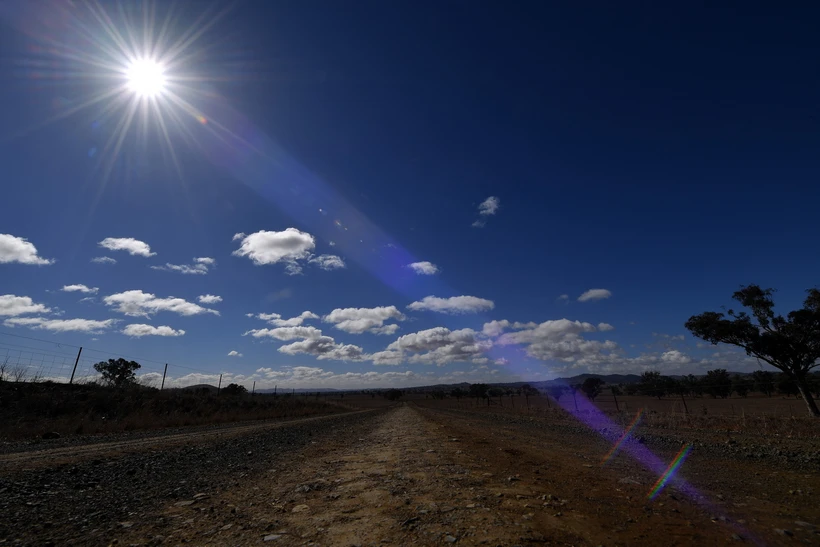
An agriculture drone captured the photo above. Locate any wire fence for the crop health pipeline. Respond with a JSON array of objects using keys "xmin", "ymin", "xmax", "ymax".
[{"xmin": 0, "ymin": 330, "xmax": 231, "ymax": 390}]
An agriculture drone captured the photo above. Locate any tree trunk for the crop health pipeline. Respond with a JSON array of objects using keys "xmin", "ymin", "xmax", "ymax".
[{"xmin": 794, "ymin": 375, "xmax": 820, "ymax": 417}]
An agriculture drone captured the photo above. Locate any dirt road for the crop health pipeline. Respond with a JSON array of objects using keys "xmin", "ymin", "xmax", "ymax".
[{"xmin": 2, "ymin": 404, "xmax": 818, "ymax": 546}]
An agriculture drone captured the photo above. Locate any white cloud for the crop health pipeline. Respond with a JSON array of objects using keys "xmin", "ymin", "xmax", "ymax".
[
  {"xmin": 308, "ymin": 254, "xmax": 346, "ymax": 270},
  {"xmin": 62, "ymin": 284, "xmax": 99, "ymax": 295},
  {"xmin": 103, "ymin": 290, "xmax": 219, "ymax": 317},
  {"xmin": 0, "ymin": 234, "xmax": 54, "ymax": 265},
  {"xmin": 91, "ymin": 256, "xmax": 117, "ymax": 265},
  {"xmin": 122, "ymin": 324, "xmax": 185, "ymax": 337},
  {"xmin": 151, "ymin": 263, "xmax": 208, "ymax": 275},
  {"xmin": 198, "ymin": 294, "xmax": 223, "ymax": 304},
  {"xmin": 244, "ymin": 326, "xmax": 323, "ymax": 340},
  {"xmin": 408, "ymin": 261, "xmax": 439, "ymax": 275},
  {"xmin": 577, "ymin": 288, "xmax": 612, "ymax": 302},
  {"xmin": 232, "ymin": 229, "xmax": 315, "ymax": 274},
  {"xmin": 195, "ymin": 257, "xmax": 216, "ymax": 265},
  {"xmin": 496, "ymin": 319, "xmax": 618, "ymax": 365},
  {"xmin": 472, "ymin": 196, "xmax": 500, "ymax": 228},
  {"xmin": 407, "ymin": 295, "xmax": 494, "ymax": 314},
  {"xmin": 482, "ymin": 320, "xmax": 510, "ymax": 337},
  {"xmin": 98, "ymin": 237, "xmax": 156, "ymax": 257},
  {"xmin": 597, "ymin": 322, "xmax": 615, "ymax": 331},
  {"xmin": 323, "ymin": 306, "xmax": 405, "ymax": 335},
  {"xmin": 278, "ymin": 336, "xmax": 365, "ymax": 361},
  {"xmin": 384, "ymin": 327, "xmax": 492, "ymax": 366},
  {"xmin": 3, "ymin": 316, "xmax": 117, "ymax": 333},
  {"xmin": 228, "ymin": 350, "xmax": 243, "ymax": 357},
  {"xmin": 251, "ymin": 311, "xmax": 319, "ymax": 327},
  {"xmin": 557, "ymin": 294, "xmax": 569, "ymax": 301},
  {"xmin": 0, "ymin": 295, "xmax": 52, "ymax": 316},
  {"xmin": 478, "ymin": 196, "xmax": 500, "ymax": 216},
  {"xmin": 660, "ymin": 350, "xmax": 692, "ymax": 365}
]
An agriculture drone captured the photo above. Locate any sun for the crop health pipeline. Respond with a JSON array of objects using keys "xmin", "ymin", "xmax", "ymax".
[{"xmin": 125, "ymin": 59, "xmax": 166, "ymax": 98}]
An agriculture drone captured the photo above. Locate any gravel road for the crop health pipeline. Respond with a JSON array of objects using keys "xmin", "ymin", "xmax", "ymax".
[{"xmin": 1, "ymin": 403, "xmax": 817, "ymax": 546}]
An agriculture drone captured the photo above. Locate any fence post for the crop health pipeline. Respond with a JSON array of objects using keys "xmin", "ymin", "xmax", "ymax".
[
  {"xmin": 679, "ymin": 391, "xmax": 689, "ymax": 415},
  {"xmin": 612, "ymin": 388, "xmax": 620, "ymax": 412},
  {"xmin": 69, "ymin": 347, "xmax": 83, "ymax": 385},
  {"xmin": 252, "ymin": 381, "xmax": 256, "ymax": 395},
  {"xmin": 217, "ymin": 373, "xmax": 222, "ymax": 395},
  {"xmin": 160, "ymin": 363, "xmax": 168, "ymax": 390}
]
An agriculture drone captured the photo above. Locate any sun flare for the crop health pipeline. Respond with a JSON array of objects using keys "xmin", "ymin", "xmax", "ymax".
[{"xmin": 125, "ymin": 59, "xmax": 166, "ymax": 98}]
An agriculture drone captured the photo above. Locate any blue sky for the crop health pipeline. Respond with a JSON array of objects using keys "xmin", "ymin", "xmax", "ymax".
[{"xmin": 1, "ymin": 1, "xmax": 819, "ymax": 389}]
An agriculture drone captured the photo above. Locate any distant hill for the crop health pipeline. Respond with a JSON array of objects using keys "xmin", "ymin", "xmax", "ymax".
[
  {"xmin": 255, "ymin": 388, "xmax": 339, "ymax": 394},
  {"xmin": 180, "ymin": 384, "xmax": 218, "ymax": 393}
]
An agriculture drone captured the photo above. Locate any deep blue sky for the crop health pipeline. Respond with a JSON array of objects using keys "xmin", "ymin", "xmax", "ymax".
[{"xmin": 1, "ymin": 1, "xmax": 818, "ymax": 388}]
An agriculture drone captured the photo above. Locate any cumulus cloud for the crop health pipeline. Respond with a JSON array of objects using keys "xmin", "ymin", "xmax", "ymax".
[
  {"xmin": 308, "ymin": 254, "xmax": 346, "ymax": 270},
  {"xmin": 251, "ymin": 311, "xmax": 319, "ymax": 327},
  {"xmin": 228, "ymin": 350, "xmax": 243, "ymax": 357},
  {"xmin": 323, "ymin": 306, "xmax": 405, "ymax": 335},
  {"xmin": 122, "ymin": 324, "xmax": 185, "ymax": 337},
  {"xmin": 383, "ymin": 327, "xmax": 492, "ymax": 366},
  {"xmin": 62, "ymin": 284, "xmax": 98, "ymax": 294},
  {"xmin": 577, "ymin": 288, "xmax": 612, "ymax": 302},
  {"xmin": 407, "ymin": 261, "xmax": 439, "ymax": 275},
  {"xmin": 471, "ymin": 196, "xmax": 500, "ymax": 227},
  {"xmin": 103, "ymin": 290, "xmax": 219, "ymax": 317},
  {"xmin": 598, "ymin": 322, "xmax": 615, "ymax": 331},
  {"xmin": 244, "ymin": 326, "xmax": 323, "ymax": 340},
  {"xmin": 0, "ymin": 295, "xmax": 52, "ymax": 316},
  {"xmin": 151, "ymin": 257, "xmax": 215, "ymax": 275},
  {"xmin": 3, "ymin": 316, "xmax": 117, "ymax": 333},
  {"xmin": 197, "ymin": 294, "xmax": 223, "ymax": 304},
  {"xmin": 407, "ymin": 295, "xmax": 494, "ymax": 314},
  {"xmin": 232, "ymin": 229, "xmax": 315, "ymax": 274},
  {"xmin": 91, "ymin": 256, "xmax": 117, "ymax": 265},
  {"xmin": 496, "ymin": 319, "xmax": 618, "ymax": 365},
  {"xmin": 278, "ymin": 336, "xmax": 365, "ymax": 361},
  {"xmin": 98, "ymin": 237, "xmax": 156, "ymax": 257},
  {"xmin": 0, "ymin": 234, "xmax": 54, "ymax": 265}
]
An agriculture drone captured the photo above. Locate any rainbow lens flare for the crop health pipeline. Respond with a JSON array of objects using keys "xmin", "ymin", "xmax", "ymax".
[
  {"xmin": 601, "ymin": 408, "xmax": 644, "ymax": 465},
  {"xmin": 647, "ymin": 444, "xmax": 694, "ymax": 500}
]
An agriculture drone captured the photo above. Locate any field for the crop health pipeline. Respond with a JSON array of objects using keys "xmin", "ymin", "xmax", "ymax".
[{"xmin": 1, "ymin": 389, "xmax": 819, "ymax": 546}]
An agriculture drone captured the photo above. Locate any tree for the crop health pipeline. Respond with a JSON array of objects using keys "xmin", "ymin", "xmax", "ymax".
[
  {"xmin": 703, "ymin": 369, "xmax": 732, "ymax": 399},
  {"xmin": 732, "ymin": 375, "xmax": 751, "ymax": 398},
  {"xmin": 93, "ymin": 358, "xmax": 140, "ymax": 388},
  {"xmin": 638, "ymin": 371, "xmax": 665, "ymax": 399},
  {"xmin": 450, "ymin": 387, "xmax": 465, "ymax": 400},
  {"xmin": 469, "ymin": 383, "xmax": 489, "ymax": 405},
  {"xmin": 580, "ymin": 378, "xmax": 604, "ymax": 401},
  {"xmin": 682, "ymin": 374, "xmax": 703, "ymax": 397},
  {"xmin": 222, "ymin": 383, "xmax": 247, "ymax": 396},
  {"xmin": 384, "ymin": 388, "xmax": 403, "ymax": 401},
  {"xmin": 751, "ymin": 370, "xmax": 775, "ymax": 396},
  {"xmin": 521, "ymin": 384, "xmax": 539, "ymax": 409},
  {"xmin": 685, "ymin": 285, "xmax": 820, "ymax": 416},
  {"xmin": 547, "ymin": 384, "xmax": 566, "ymax": 403},
  {"xmin": 776, "ymin": 374, "xmax": 799, "ymax": 397}
]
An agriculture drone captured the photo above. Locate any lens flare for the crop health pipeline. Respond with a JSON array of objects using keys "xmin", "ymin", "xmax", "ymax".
[
  {"xmin": 600, "ymin": 408, "xmax": 644, "ymax": 465},
  {"xmin": 647, "ymin": 444, "xmax": 694, "ymax": 500}
]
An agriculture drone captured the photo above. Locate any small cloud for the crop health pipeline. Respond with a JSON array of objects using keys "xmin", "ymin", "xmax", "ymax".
[
  {"xmin": 309, "ymin": 254, "xmax": 346, "ymax": 270},
  {"xmin": 408, "ymin": 261, "xmax": 439, "ymax": 275},
  {"xmin": 4, "ymin": 316, "xmax": 117, "ymax": 333},
  {"xmin": 267, "ymin": 288, "xmax": 293, "ymax": 302},
  {"xmin": 478, "ymin": 196, "xmax": 500, "ymax": 216},
  {"xmin": 197, "ymin": 294, "xmax": 223, "ymax": 304},
  {"xmin": 61, "ymin": 284, "xmax": 99, "ymax": 294},
  {"xmin": 98, "ymin": 237, "xmax": 156, "ymax": 257},
  {"xmin": 195, "ymin": 257, "xmax": 216, "ymax": 265},
  {"xmin": 407, "ymin": 295, "xmax": 494, "ymax": 314},
  {"xmin": 151, "ymin": 257, "xmax": 215, "ymax": 275},
  {"xmin": 577, "ymin": 288, "xmax": 612, "ymax": 302},
  {"xmin": 91, "ymin": 256, "xmax": 117, "ymax": 265},
  {"xmin": 122, "ymin": 324, "xmax": 185, "ymax": 337},
  {"xmin": 0, "ymin": 234, "xmax": 55, "ymax": 265},
  {"xmin": 228, "ymin": 350, "xmax": 243, "ymax": 357},
  {"xmin": 232, "ymin": 229, "xmax": 315, "ymax": 275},
  {"xmin": 557, "ymin": 294, "xmax": 569, "ymax": 302},
  {"xmin": 597, "ymin": 322, "xmax": 615, "ymax": 331}
]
